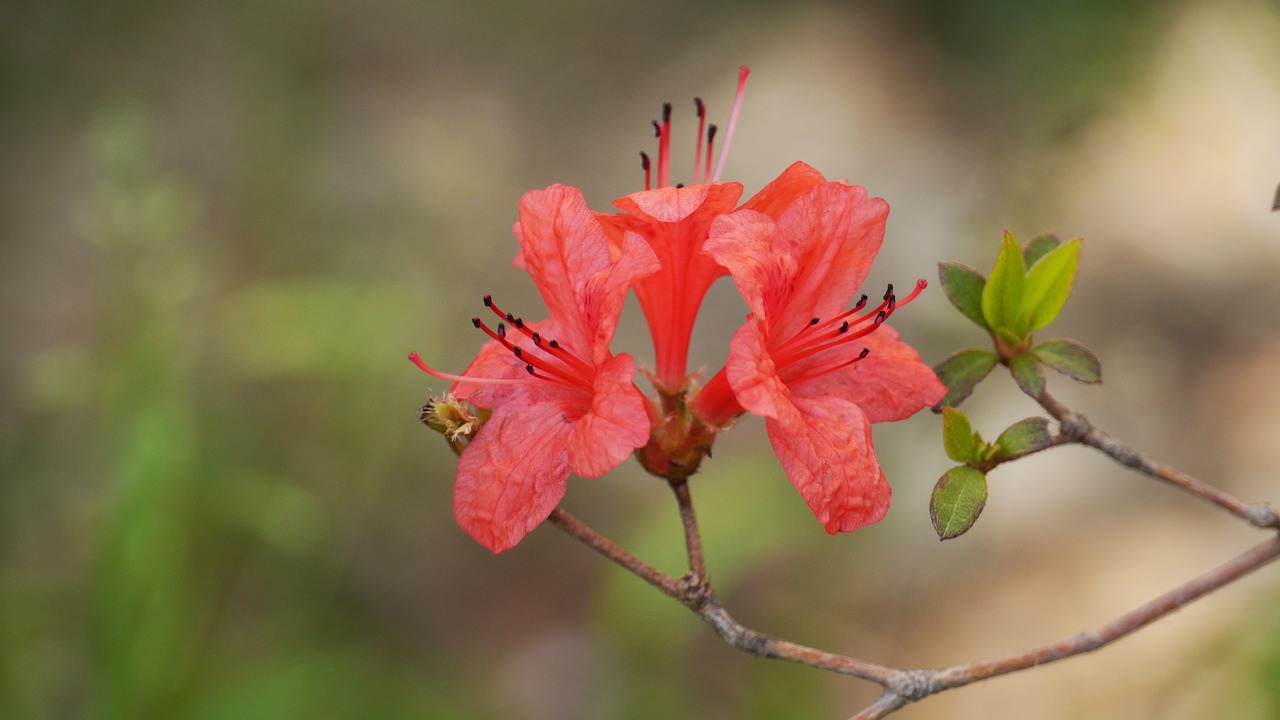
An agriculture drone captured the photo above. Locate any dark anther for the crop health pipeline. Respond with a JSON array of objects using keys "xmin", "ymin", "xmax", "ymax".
[
  {"xmin": 549, "ymin": 339, "xmax": 560, "ymax": 349},
  {"xmin": 859, "ymin": 348, "xmax": 871, "ymax": 359},
  {"xmin": 883, "ymin": 284, "xmax": 894, "ymax": 301},
  {"xmin": 483, "ymin": 295, "xmax": 493, "ymax": 307},
  {"xmin": 652, "ymin": 120, "xmax": 661, "ymax": 137},
  {"xmin": 707, "ymin": 124, "xmax": 718, "ymax": 142},
  {"xmin": 512, "ymin": 317, "xmax": 524, "ymax": 329},
  {"xmin": 695, "ymin": 97, "xmax": 704, "ymax": 117},
  {"xmin": 887, "ymin": 297, "xmax": 897, "ymax": 312},
  {"xmin": 505, "ymin": 312, "xmax": 515, "ymax": 323},
  {"xmin": 532, "ymin": 333, "xmax": 542, "ymax": 345},
  {"xmin": 662, "ymin": 102, "xmax": 671, "ymax": 122},
  {"xmin": 512, "ymin": 346, "xmax": 523, "ymax": 358},
  {"xmin": 471, "ymin": 318, "xmax": 481, "ymax": 328},
  {"xmin": 875, "ymin": 311, "xmax": 887, "ymax": 323},
  {"xmin": 497, "ymin": 324, "xmax": 507, "ymax": 338},
  {"xmin": 525, "ymin": 364, "xmax": 536, "ymax": 375},
  {"xmin": 839, "ymin": 321, "xmax": 849, "ymax": 333},
  {"xmin": 676, "ymin": 183, "xmax": 684, "ymax": 188},
  {"xmin": 810, "ymin": 317, "xmax": 820, "ymax": 326},
  {"xmin": 640, "ymin": 152, "xmax": 651, "ymax": 170},
  {"xmin": 855, "ymin": 294, "xmax": 868, "ymax": 310}
]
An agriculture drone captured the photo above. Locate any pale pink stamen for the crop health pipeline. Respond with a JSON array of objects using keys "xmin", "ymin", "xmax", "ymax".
[{"xmin": 712, "ymin": 65, "xmax": 750, "ymax": 182}]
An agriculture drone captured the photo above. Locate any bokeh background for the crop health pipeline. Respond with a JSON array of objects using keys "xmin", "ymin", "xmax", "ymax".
[{"xmin": 4, "ymin": 0, "xmax": 1280, "ymax": 718}]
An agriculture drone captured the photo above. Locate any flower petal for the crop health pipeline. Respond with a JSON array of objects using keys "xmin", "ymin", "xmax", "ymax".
[
  {"xmin": 601, "ymin": 182, "xmax": 743, "ymax": 387},
  {"xmin": 516, "ymin": 185, "xmax": 657, "ymax": 362},
  {"xmin": 740, "ymin": 161, "xmax": 827, "ymax": 219},
  {"xmin": 770, "ymin": 183, "xmax": 888, "ymax": 339},
  {"xmin": 453, "ymin": 400, "xmax": 574, "ymax": 552},
  {"xmin": 724, "ymin": 318, "xmax": 789, "ymax": 420},
  {"xmin": 568, "ymin": 353, "xmax": 652, "ymax": 478},
  {"xmin": 766, "ymin": 393, "xmax": 891, "ymax": 534},
  {"xmin": 704, "ymin": 209, "xmax": 792, "ymax": 323}
]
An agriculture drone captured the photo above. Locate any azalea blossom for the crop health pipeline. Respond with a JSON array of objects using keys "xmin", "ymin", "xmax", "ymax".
[
  {"xmin": 413, "ymin": 66, "xmax": 944, "ymax": 550},
  {"xmin": 691, "ymin": 175, "xmax": 947, "ymax": 534},
  {"xmin": 411, "ymin": 184, "xmax": 658, "ymax": 552}
]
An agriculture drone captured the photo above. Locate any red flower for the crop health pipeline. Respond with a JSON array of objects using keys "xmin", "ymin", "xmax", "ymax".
[
  {"xmin": 412, "ymin": 184, "xmax": 659, "ymax": 552},
  {"xmin": 596, "ymin": 163, "xmax": 833, "ymax": 394},
  {"xmin": 692, "ymin": 171, "xmax": 946, "ymax": 534}
]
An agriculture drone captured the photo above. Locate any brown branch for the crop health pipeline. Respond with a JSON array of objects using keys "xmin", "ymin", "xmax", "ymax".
[
  {"xmin": 1036, "ymin": 391, "xmax": 1279, "ymax": 529},
  {"xmin": 548, "ymin": 392, "xmax": 1280, "ymax": 719},
  {"xmin": 696, "ymin": 595, "xmax": 900, "ymax": 685},
  {"xmin": 669, "ymin": 479, "xmax": 707, "ymax": 581},
  {"xmin": 838, "ymin": 534, "xmax": 1280, "ymax": 717},
  {"xmin": 548, "ymin": 501, "xmax": 899, "ymax": 685},
  {"xmin": 545, "ymin": 508, "xmax": 682, "ymax": 597}
]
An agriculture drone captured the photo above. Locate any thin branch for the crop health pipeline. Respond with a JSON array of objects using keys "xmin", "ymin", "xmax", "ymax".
[
  {"xmin": 697, "ymin": 596, "xmax": 899, "ymax": 685},
  {"xmin": 548, "ymin": 503, "xmax": 899, "ymax": 685},
  {"xmin": 548, "ymin": 391, "xmax": 1280, "ymax": 719},
  {"xmin": 1036, "ymin": 391, "xmax": 1279, "ymax": 529},
  {"xmin": 669, "ymin": 479, "xmax": 707, "ymax": 580},
  {"xmin": 546, "ymin": 508, "xmax": 682, "ymax": 597},
  {"xmin": 930, "ymin": 534, "xmax": 1280, "ymax": 688}
]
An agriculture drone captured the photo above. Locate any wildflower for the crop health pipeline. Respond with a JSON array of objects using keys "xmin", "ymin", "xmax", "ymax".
[
  {"xmin": 691, "ymin": 178, "xmax": 947, "ymax": 534},
  {"xmin": 411, "ymin": 184, "xmax": 659, "ymax": 552}
]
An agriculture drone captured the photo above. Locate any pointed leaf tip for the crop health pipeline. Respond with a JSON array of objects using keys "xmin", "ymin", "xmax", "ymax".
[
  {"xmin": 1020, "ymin": 238, "xmax": 1082, "ymax": 334},
  {"xmin": 993, "ymin": 417, "xmax": 1052, "ymax": 460},
  {"xmin": 1034, "ymin": 338, "xmax": 1102, "ymax": 383},
  {"xmin": 1022, "ymin": 233, "xmax": 1061, "ymax": 267},
  {"xmin": 941, "ymin": 407, "xmax": 981, "ymax": 463},
  {"xmin": 930, "ymin": 466, "xmax": 988, "ymax": 540},
  {"xmin": 938, "ymin": 262, "xmax": 988, "ymax": 328},
  {"xmin": 981, "ymin": 232, "xmax": 1027, "ymax": 334}
]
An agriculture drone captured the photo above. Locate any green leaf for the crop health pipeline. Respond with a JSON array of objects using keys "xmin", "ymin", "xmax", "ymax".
[
  {"xmin": 981, "ymin": 231, "xmax": 1027, "ymax": 333},
  {"xmin": 930, "ymin": 466, "xmax": 988, "ymax": 540},
  {"xmin": 1022, "ymin": 234, "xmax": 1061, "ymax": 267},
  {"xmin": 1034, "ymin": 339, "xmax": 1102, "ymax": 383},
  {"xmin": 938, "ymin": 263, "xmax": 988, "ymax": 329},
  {"xmin": 1008, "ymin": 352, "xmax": 1045, "ymax": 397},
  {"xmin": 931, "ymin": 349, "xmax": 999, "ymax": 410},
  {"xmin": 1018, "ymin": 237, "xmax": 1082, "ymax": 334},
  {"xmin": 993, "ymin": 417, "xmax": 1052, "ymax": 460},
  {"xmin": 941, "ymin": 407, "xmax": 981, "ymax": 463}
]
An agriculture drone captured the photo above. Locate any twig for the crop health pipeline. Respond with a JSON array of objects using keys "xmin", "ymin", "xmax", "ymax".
[
  {"xmin": 669, "ymin": 479, "xmax": 707, "ymax": 581},
  {"xmin": 545, "ymin": 508, "xmax": 682, "ymax": 597},
  {"xmin": 1036, "ymin": 391, "xmax": 1280, "ymax": 529},
  {"xmin": 546, "ymin": 390, "xmax": 1280, "ymax": 718}
]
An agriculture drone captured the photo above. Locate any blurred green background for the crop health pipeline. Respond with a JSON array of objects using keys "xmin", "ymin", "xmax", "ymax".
[{"xmin": 3, "ymin": 0, "xmax": 1280, "ymax": 718}]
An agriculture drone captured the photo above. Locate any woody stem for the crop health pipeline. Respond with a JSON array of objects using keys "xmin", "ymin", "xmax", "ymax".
[
  {"xmin": 1034, "ymin": 390, "xmax": 1280, "ymax": 529},
  {"xmin": 545, "ymin": 508, "xmax": 682, "ymax": 596},
  {"xmin": 669, "ymin": 478, "xmax": 707, "ymax": 581}
]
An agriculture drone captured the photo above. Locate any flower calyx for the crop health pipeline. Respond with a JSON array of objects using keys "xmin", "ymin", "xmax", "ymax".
[{"xmin": 636, "ymin": 384, "xmax": 720, "ymax": 482}]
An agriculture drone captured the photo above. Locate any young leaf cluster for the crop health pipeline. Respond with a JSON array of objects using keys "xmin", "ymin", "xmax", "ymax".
[
  {"xmin": 929, "ymin": 232, "xmax": 1096, "ymax": 540},
  {"xmin": 934, "ymin": 232, "xmax": 1099, "ymax": 408},
  {"xmin": 931, "ymin": 409, "xmax": 1053, "ymax": 539}
]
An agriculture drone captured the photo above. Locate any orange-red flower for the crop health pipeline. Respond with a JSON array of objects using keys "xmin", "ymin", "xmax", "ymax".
[
  {"xmin": 692, "ymin": 171, "xmax": 946, "ymax": 534},
  {"xmin": 412, "ymin": 185, "xmax": 658, "ymax": 552},
  {"xmin": 414, "ymin": 67, "xmax": 944, "ymax": 550}
]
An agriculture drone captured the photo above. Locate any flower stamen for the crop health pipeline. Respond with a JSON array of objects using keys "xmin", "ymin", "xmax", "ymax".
[
  {"xmin": 638, "ymin": 65, "xmax": 748, "ymax": 189},
  {"xmin": 769, "ymin": 279, "xmax": 928, "ymax": 382},
  {"xmin": 408, "ymin": 294, "xmax": 602, "ymax": 394},
  {"xmin": 712, "ymin": 65, "xmax": 750, "ymax": 182}
]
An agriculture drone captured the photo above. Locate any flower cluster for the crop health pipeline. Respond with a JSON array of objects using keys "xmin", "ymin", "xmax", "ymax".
[{"xmin": 412, "ymin": 67, "xmax": 945, "ymax": 552}]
